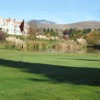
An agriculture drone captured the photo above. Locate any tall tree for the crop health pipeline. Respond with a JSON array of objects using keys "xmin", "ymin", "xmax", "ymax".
[
  {"xmin": 28, "ymin": 22, "xmax": 38, "ymax": 38},
  {"xmin": 43, "ymin": 28, "xmax": 46, "ymax": 33},
  {"xmin": 47, "ymin": 28, "xmax": 50, "ymax": 33}
]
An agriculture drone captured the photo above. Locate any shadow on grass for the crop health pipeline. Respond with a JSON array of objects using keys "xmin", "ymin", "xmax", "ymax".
[
  {"xmin": 0, "ymin": 58, "xmax": 100, "ymax": 86},
  {"xmin": 60, "ymin": 58, "xmax": 100, "ymax": 61},
  {"xmin": 74, "ymin": 58, "xmax": 100, "ymax": 61}
]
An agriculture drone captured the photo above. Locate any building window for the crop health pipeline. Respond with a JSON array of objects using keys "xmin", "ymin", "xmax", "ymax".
[
  {"xmin": 14, "ymin": 29, "xmax": 17, "ymax": 33},
  {"xmin": 0, "ymin": 28, "xmax": 2, "ymax": 31},
  {"xmin": 7, "ymin": 29, "xmax": 9, "ymax": 32},
  {"xmin": 3, "ymin": 22, "xmax": 5, "ymax": 26}
]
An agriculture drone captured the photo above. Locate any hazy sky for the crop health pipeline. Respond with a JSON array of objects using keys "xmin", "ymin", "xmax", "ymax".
[{"xmin": 0, "ymin": 0, "xmax": 100, "ymax": 24}]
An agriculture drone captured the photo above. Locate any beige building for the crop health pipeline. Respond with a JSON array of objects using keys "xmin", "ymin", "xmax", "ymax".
[{"xmin": 0, "ymin": 16, "xmax": 28, "ymax": 35}]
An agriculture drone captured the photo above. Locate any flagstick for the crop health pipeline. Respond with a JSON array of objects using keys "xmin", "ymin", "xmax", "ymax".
[
  {"xmin": 19, "ymin": 20, "xmax": 25, "ymax": 67},
  {"xmin": 21, "ymin": 31, "xmax": 24, "ymax": 67},
  {"xmin": 21, "ymin": 30, "xmax": 27, "ymax": 67},
  {"xmin": 21, "ymin": 30, "xmax": 26, "ymax": 67}
]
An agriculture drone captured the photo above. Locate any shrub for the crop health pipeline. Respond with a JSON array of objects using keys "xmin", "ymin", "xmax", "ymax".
[
  {"xmin": 86, "ymin": 32, "xmax": 99, "ymax": 46},
  {"xmin": 26, "ymin": 41, "xmax": 46, "ymax": 51},
  {"xmin": 5, "ymin": 36, "xmax": 25, "ymax": 50},
  {"xmin": 53, "ymin": 39, "xmax": 87, "ymax": 53},
  {"xmin": 0, "ymin": 31, "xmax": 7, "ymax": 41}
]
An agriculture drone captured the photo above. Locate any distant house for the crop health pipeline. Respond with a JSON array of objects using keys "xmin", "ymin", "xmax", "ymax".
[{"xmin": 0, "ymin": 16, "xmax": 28, "ymax": 35}]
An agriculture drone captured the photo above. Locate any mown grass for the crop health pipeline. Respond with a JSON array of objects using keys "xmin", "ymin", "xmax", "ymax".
[{"xmin": 0, "ymin": 49, "xmax": 100, "ymax": 100}]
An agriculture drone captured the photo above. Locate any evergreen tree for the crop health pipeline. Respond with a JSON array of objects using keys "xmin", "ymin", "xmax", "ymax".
[
  {"xmin": 47, "ymin": 28, "xmax": 50, "ymax": 33},
  {"xmin": 50, "ymin": 28, "xmax": 53, "ymax": 32},
  {"xmin": 43, "ymin": 28, "xmax": 46, "ymax": 33}
]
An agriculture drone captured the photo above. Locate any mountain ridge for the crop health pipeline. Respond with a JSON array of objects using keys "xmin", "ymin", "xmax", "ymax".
[
  {"xmin": 28, "ymin": 20, "xmax": 100, "ymax": 30},
  {"xmin": 65, "ymin": 21, "xmax": 100, "ymax": 30},
  {"xmin": 29, "ymin": 19, "xmax": 56, "ymax": 25}
]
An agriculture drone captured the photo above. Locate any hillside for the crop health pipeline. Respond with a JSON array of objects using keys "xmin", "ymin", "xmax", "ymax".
[
  {"xmin": 28, "ymin": 20, "xmax": 100, "ymax": 30},
  {"xmin": 28, "ymin": 20, "xmax": 66, "ymax": 30},
  {"xmin": 29, "ymin": 19, "xmax": 56, "ymax": 24},
  {"xmin": 64, "ymin": 21, "xmax": 100, "ymax": 30}
]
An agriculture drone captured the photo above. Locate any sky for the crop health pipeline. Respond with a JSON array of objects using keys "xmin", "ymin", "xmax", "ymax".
[{"xmin": 0, "ymin": 0, "xmax": 100, "ymax": 24}]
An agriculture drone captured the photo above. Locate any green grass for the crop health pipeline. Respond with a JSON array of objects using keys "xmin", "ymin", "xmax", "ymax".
[{"xmin": 0, "ymin": 49, "xmax": 100, "ymax": 100}]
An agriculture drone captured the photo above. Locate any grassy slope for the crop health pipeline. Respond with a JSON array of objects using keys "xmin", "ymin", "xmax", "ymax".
[{"xmin": 0, "ymin": 49, "xmax": 100, "ymax": 100}]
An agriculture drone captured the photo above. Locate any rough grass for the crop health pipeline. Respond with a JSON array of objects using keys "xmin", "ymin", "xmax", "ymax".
[{"xmin": 0, "ymin": 49, "xmax": 100, "ymax": 100}]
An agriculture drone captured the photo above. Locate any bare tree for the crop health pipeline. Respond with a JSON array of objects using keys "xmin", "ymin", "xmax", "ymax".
[{"xmin": 28, "ymin": 21, "xmax": 38, "ymax": 39}]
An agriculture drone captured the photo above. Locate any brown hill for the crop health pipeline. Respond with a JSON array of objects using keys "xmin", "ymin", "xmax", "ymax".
[
  {"xmin": 64, "ymin": 21, "xmax": 100, "ymax": 30},
  {"xmin": 28, "ymin": 20, "xmax": 100, "ymax": 30},
  {"xmin": 37, "ymin": 24, "xmax": 66, "ymax": 30}
]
